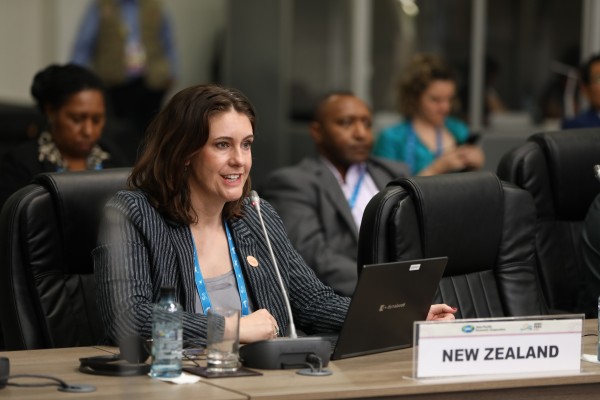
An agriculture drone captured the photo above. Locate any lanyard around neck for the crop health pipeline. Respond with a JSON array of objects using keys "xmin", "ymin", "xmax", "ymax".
[
  {"xmin": 191, "ymin": 221, "xmax": 250, "ymax": 316},
  {"xmin": 348, "ymin": 165, "xmax": 366, "ymax": 209},
  {"xmin": 406, "ymin": 124, "xmax": 443, "ymax": 174}
]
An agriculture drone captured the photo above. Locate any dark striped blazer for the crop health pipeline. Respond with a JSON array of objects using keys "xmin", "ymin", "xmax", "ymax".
[{"xmin": 93, "ymin": 190, "xmax": 350, "ymax": 344}]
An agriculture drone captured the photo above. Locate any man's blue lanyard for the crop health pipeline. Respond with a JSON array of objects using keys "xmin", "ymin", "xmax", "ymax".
[
  {"xmin": 191, "ymin": 221, "xmax": 250, "ymax": 316},
  {"xmin": 348, "ymin": 165, "xmax": 366, "ymax": 209},
  {"xmin": 406, "ymin": 124, "xmax": 443, "ymax": 174}
]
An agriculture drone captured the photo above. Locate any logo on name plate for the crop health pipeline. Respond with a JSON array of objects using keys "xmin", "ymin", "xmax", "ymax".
[
  {"xmin": 461, "ymin": 325, "xmax": 475, "ymax": 333},
  {"xmin": 520, "ymin": 323, "xmax": 533, "ymax": 331}
]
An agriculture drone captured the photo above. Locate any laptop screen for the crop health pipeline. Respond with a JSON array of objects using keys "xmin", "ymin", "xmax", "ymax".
[{"xmin": 331, "ymin": 257, "xmax": 448, "ymax": 360}]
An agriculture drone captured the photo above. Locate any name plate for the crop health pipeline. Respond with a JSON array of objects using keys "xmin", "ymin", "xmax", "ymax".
[{"xmin": 413, "ymin": 315, "xmax": 583, "ymax": 379}]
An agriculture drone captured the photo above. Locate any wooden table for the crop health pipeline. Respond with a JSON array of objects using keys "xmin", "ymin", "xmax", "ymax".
[
  {"xmin": 0, "ymin": 346, "xmax": 243, "ymax": 399},
  {"xmin": 2, "ymin": 319, "xmax": 600, "ymax": 399}
]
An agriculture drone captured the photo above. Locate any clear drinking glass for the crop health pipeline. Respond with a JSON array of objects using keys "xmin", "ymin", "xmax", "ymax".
[{"xmin": 206, "ymin": 307, "xmax": 240, "ymax": 372}]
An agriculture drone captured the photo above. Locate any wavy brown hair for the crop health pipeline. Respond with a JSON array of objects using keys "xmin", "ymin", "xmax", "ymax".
[
  {"xmin": 397, "ymin": 54, "xmax": 457, "ymax": 119},
  {"xmin": 128, "ymin": 84, "xmax": 256, "ymax": 224}
]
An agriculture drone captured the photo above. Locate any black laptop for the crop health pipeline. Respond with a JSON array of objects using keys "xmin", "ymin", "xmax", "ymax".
[{"xmin": 330, "ymin": 257, "xmax": 448, "ymax": 360}]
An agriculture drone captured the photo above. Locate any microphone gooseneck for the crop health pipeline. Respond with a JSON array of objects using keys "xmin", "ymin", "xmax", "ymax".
[
  {"xmin": 240, "ymin": 191, "xmax": 331, "ymax": 371},
  {"xmin": 249, "ymin": 190, "xmax": 297, "ymax": 338}
]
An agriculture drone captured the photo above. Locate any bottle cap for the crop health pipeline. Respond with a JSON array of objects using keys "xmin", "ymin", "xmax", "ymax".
[{"xmin": 160, "ymin": 286, "xmax": 176, "ymax": 298}]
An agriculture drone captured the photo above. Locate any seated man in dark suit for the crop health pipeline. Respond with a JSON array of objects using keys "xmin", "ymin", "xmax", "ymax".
[
  {"xmin": 562, "ymin": 54, "xmax": 600, "ymax": 129},
  {"xmin": 261, "ymin": 92, "xmax": 409, "ymax": 296}
]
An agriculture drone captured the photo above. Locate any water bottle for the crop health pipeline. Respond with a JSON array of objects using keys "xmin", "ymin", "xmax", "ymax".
[{"xmin": 150, "ymin": 287, "xmax": 183, "ymax": 378}]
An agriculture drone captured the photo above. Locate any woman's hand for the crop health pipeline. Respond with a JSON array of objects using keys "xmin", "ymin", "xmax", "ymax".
[
  {"xmin": 426, "ymin": 304, "xmax": 457, "ymax": 321},
  {"xmin": 456, "ymin": 145, "xmax": 485, "ymax": 170},
  {"xmin": 239, "ymin": 308, "xmax": 279, "ymax": 343},
  {"xmin": 419, "ymin": 145, "xmax": 485, "ymax": 176}
]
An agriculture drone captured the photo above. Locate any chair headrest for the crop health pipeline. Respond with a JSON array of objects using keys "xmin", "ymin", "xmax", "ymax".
[
  {"xmin": 33, "ymin": 168, "xmax": 130, "ymax": 274},
  {"xmin": 529, "ymin": 129, "xmax": 600, "ymax": 220},
  {"xmin": 389, "ymin": 171, "xmax": 503, "ymax": 275}
]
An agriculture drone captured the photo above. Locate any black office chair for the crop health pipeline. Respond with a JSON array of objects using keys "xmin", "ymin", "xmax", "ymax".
[
  {"xmin": 357, "ymin": 171, "xmax": 547, "ymax": 319},
  {"xmin": 0, "ymin": 168, "xmax": 130, "ymax": 350},
  {"xmin": 497, "ymin": 129, "xmax": 600, "ymax": 316},
  {"xmin": 0, "ymin": 103, "xmax": 44, "ymax": 156}
]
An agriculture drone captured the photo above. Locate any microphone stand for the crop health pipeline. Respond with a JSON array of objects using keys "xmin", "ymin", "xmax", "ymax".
[{"xmin": 238, "ymin": 192, "xmax": 332, "ymax": 374}]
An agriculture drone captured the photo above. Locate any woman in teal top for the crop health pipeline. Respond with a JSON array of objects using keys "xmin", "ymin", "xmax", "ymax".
[{"xmin": 373, "ymin": 54, "xmax": 483, "ymax": 175}]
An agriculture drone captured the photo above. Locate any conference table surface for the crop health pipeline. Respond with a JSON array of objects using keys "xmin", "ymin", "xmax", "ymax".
[{"xmin": 2, "ymin": 318, "xmax": 600, "ymax": 399}]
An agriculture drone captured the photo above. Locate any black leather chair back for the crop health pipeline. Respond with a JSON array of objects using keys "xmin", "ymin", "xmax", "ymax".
[
  {"xmin": 0, "ymin": 168, "xmax": 130, "ymax": 350},
  {"xmin": 0, "ymin": 103, "xmax": 44, "ymax": 156},
  {"xmin": 497, "ymin": 129, "xmax": 600, "ymax": 315},
  {"xmin": 357, "ymin": 171, "xmax": 546, "ymax": 319}
]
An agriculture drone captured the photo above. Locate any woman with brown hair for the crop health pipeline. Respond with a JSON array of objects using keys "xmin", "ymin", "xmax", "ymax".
[
  {"xmin": 373, "ymin": 54, "xmax": 483, "ymax": 175},
  {"xmin": 93, "ymin": 84, "xmax": 456, "ymax": 346}
]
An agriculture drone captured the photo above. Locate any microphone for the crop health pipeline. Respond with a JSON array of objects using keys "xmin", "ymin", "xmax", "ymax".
[
  {"xmin": 239, "ymin": 191, "xmax": 332, "ymax": 373},
  {"xmin": 249, "ymin": 190, "xmax": 298, "ymax": 338},
  {"xmin": 594, "ymin": 165, "xmax": 600, "ymax": 183}
]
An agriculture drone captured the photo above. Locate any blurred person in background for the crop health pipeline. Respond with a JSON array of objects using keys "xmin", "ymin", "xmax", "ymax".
[
  {"xmin": 72, "ymin": 0, "xmax": 178, "ymax": 162},
  {"xmin": 373, "ymin": 54, "xmax": 484, "ymax": 176},
  {"xmin": 261, "ymin": 92, "xmax": 409, "ymax": 296},
  {"xmin": 0, "ymin": 63, "xmax": 125, "ymax": 209},
  {"xmin": 562, "ymin": 53, "xmax": 600, "ymax": 129}
]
